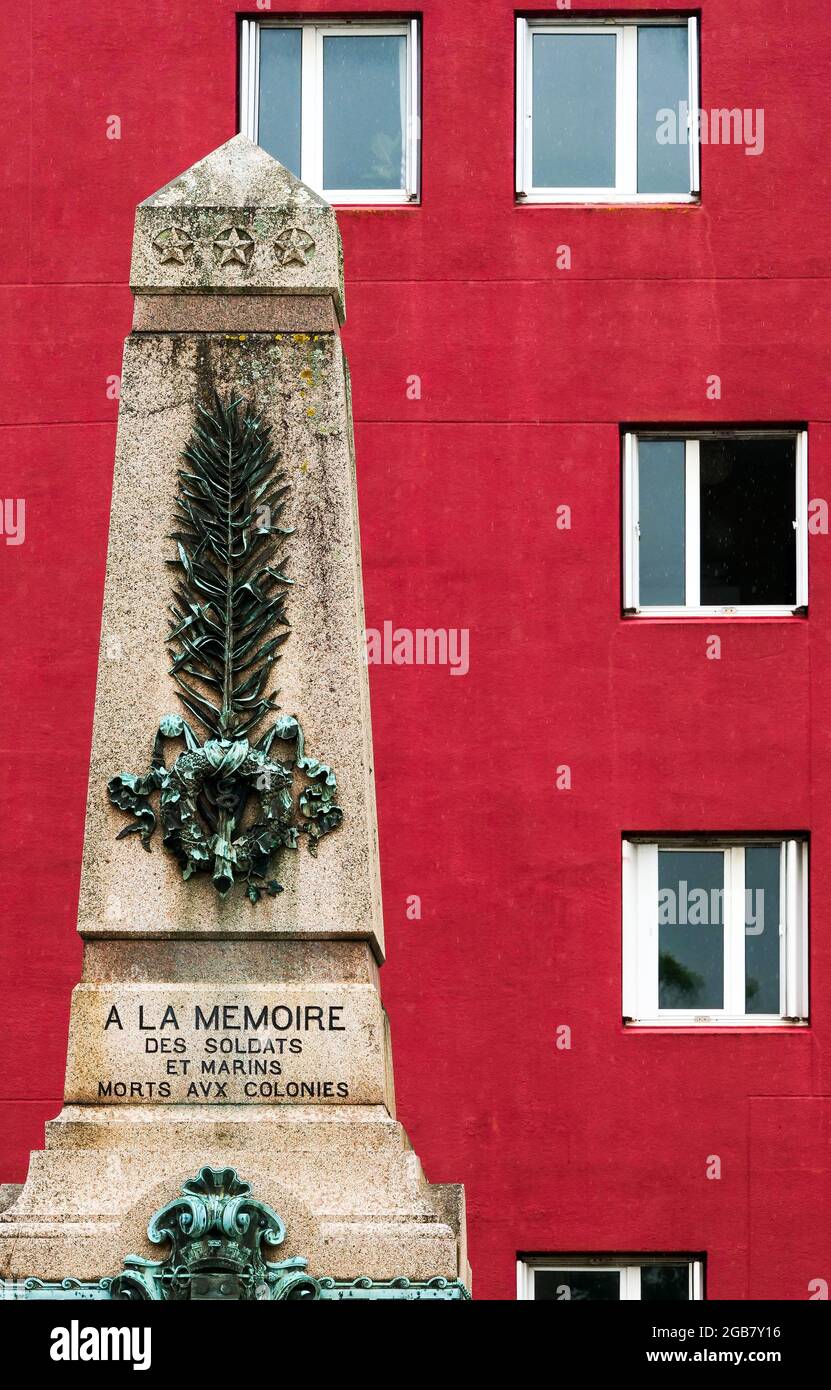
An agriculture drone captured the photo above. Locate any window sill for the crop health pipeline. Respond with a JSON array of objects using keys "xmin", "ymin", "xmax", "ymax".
[
  {"xmin": 623, "ymin": 607, "xmax": 807, "ymax": 620},
  {"xmin": 324, "ymin": 192, "xmax": 418, "ymax": 207},
  {"xmin": 623, "ymin": 1019, "xmax": 809, "ymax": 1031},
  {"xmin": 517, "ymin": 193, "xmax": 698, "ymax": 206}
]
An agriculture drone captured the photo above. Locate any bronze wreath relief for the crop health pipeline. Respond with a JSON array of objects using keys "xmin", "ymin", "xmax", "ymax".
[{"xmin": 107, "ymin": 393, "xmax": 342, "ymax": 901}]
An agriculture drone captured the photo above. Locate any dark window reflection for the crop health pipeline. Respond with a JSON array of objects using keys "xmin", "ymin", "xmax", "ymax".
[
  {"xmin": 700, "ymin": 438, "xmax": 796, "ymax": 605},
  {"xmin": 641, "ymin": 1264, "xmax": 691, "ymax": 1300},
  {"xmin": 323, "ymin": 36, "xmax": 406, "ymax": 190},
  {"xmin": 637, "ymin": 27, "xmax": 690, "ymax": 194},
  {"xmin": 532, "ymin": 33, "xmax": 617, "ymax": 187},
  {"xmin": 258, "ymin": 28, "xmax": 303, "ymax": 174},
  {"xmin": 535, "ymin": 1269, "xmax": 621, "ymax": 1300},
  {"xmin": 659, "ymin": 850, "xmax": 724, "ymax": 1009},
  {"xmin": 745, "ymin": 846, "xmax": 781, "ymax": 1014},
  {"xmin": 638, "ymin": 439, "xmax": 686, "ymax": 605}
]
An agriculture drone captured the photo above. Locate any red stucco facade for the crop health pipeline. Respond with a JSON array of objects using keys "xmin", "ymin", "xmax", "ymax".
[{"xmin": 2, "ymin": 1, "xmax": 830, "ymax": 1300}]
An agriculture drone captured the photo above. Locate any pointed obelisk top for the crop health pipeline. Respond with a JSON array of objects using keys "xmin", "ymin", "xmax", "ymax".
[
  {"xmin": 130, "ymin": 134, "xmax": 344, "ymax": 322},
  {"xmin": 141, "ymin": 134, "xmax": 328, "ymax": 210}
]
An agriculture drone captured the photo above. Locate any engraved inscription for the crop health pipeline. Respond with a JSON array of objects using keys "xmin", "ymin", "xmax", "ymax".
[{"xmin": 65, "ymin": 986, "xmax": 385, "ymax": 1105}]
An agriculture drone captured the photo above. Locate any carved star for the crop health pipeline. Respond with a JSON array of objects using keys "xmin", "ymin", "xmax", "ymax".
[
  {"xmin": 213, "ymin": 226, "xmax": 256, "ymax": 267},
  {"xmin": 152, "ymin": 226, "xmax": 194, "ymax": 265},
  {"xmin": 274, "ymin": 227, "xmax": 316, "ymax": 268}
]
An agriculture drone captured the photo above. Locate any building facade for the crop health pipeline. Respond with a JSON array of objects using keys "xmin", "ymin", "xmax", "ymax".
[{"xmin": 1, "ymin": 1, "xmax": 829, "ymax": 1301}]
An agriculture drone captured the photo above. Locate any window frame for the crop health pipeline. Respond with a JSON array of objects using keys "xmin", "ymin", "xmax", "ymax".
[
  {"xmin": 239, "ymin": 16, "xmax": 421, "ymax": 205},
  {"xmin": 622, "ymin": 837, "xmax": 809, "ymax": 1027},
  {"xmin": 515, "ymin": 15, "xmax": 700, "ymax": 204},
  {"xmin": 622, "ymin": 429, "xmax": 809, "ymax": 617},
  {"xmin": 517, "ymin": 1255, "xmax": 704, "ymax": 1301}
]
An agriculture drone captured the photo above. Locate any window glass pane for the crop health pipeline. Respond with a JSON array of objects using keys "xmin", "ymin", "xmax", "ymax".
[
  {"xmin": 637, "ymin": 26, "xmax": 690, "ymax": 194},
  {"xmin": 699, "ymin": 438, "xmax": 797, "ymax": 606},
  {"xmin": 638, "ymin": 439, "xmax": 686, "ymax": 605},
  {"xmin": 534, "ymin": 1269, "xmax": 621, "ymax": 1300},
  {"xmin": 745, "ymin": 847, "xmax": 781, "ymax": 1015},
  {"xmin": 659, "ymin": 851, "xmax": 724, "ymax": 1009},
  {"xmin": 258, "ymin": 28, "xmax": 302, "ymax": 175},
  {"xmin": 641, "ymin": 1264, "xmax": 691, "ymax": 1300},
  {"xmin": 532, "ymin": 33, "xmax": 616, "ymax": 188},
  {"xmin": 323, "ymin": 35, "xmax": 406, "ymax": 190}
]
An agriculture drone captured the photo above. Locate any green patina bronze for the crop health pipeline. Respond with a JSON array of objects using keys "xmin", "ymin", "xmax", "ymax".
[
  {"xmin": 0, "ymin": 1167, "xmax": 470, "ymax": 1301},
  {"xmin": 110, "ymin": 1165, "xmax": 316, "ymax": 1301},
  {"xmin": 5, "ymin": 1274, "xmax": 470, "ymax": 1301},
  {"xmin": 107, "ymin": 394, "xmax": 342, "ymax": 902}
]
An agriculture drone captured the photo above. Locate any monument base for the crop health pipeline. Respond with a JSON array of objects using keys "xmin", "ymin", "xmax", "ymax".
[
  {"xmin": 0, "ymin": 1105, "xmax": 469, "ymax": 1297},
  {"xmin": 0, "ymin": 941, "xmax": 470, "ymax": 1299}
]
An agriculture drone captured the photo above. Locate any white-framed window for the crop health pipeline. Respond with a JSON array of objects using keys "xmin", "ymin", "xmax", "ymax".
[
  {"xmin": 239, "ymin": 17, "xmax": 420, "ymax": 204},
  {"xmin": 517, "ymin": 1256, "xmax": 704, "ymax": 1301},
  {"xmin": 515, "ymin": 16, "xmax": 699, "ymax": 202},
  {"xmin": 623, "ymin": 838, "xmax": 809, "ymax": 1027},
  {"xmin": 623, "ymin": 430, "xmax": 808, "ymax": 616}
]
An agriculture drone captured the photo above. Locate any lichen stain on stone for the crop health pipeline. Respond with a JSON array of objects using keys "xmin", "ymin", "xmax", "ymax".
[{"xmin": 192, "ymin": 338, "xmax": 221, "ymax": 413}]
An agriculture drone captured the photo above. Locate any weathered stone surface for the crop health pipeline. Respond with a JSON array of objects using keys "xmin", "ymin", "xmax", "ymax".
[
  {"xmin": 0, "ymin": 1187, "xmax": 21, "ymax": 1216},
  {"xmin": 0, "ymin": 1108, "xmax": 465, "ymax": 1284},
  {"xmin": 130, "ymin": 135, "xmax": 345, "ymax": 322},
  {"xmin": 132, "ymin": 292, "xmax": 339, "ymax": 333},
  {"xmin": 78, "ymin": 330, "xmax": 383, "ymax": 954},
  {"xmin": 81, "ymin": 938, "xmax": 379, "ymax": 985}
]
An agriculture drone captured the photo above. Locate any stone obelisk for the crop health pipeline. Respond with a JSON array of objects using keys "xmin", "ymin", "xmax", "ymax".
[{"xmin": 0, "ymin": 137, "xmax": 469, "ymax": 1301}]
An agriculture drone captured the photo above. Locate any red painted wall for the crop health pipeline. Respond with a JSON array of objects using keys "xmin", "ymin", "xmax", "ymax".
[{"xmin": 2, "ymin": 1, "xmax": 830, "ymax": 1300}]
